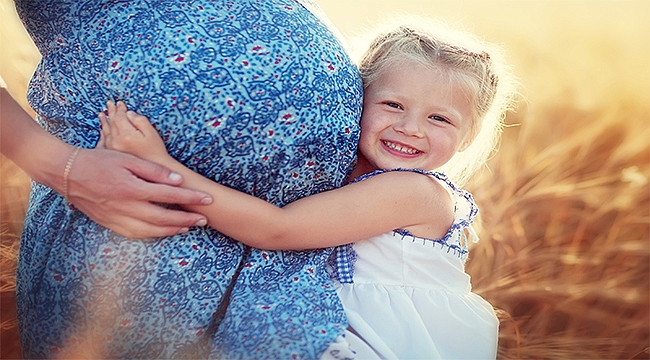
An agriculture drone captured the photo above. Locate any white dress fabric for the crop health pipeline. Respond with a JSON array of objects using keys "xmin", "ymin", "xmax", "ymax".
[{"xmin": 331, "ymin": 170, "xmax": 499, "ymax": 359}]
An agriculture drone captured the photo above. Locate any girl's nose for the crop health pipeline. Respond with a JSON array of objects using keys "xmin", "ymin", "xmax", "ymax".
[{"xmin": 393, "ymin": 115, "xmax": 423, "ymax": 137}]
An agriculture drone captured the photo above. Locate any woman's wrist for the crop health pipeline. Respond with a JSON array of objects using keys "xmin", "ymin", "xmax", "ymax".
[
  {"xmin": 62, "ymin": 146, "xmax": 81, "ymax": 203},
  {"xmin": 29, "ymin": 138, "xmax": 78, "ymax": 194},
  {"xmin": 0, "ymin": 87, "xmax": 78, "ymax": 193}
]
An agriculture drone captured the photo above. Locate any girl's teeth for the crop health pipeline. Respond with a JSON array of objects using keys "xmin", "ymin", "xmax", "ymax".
[{"xmin": 384, "ymin": 141, "xmax": 419, "ymax": 154}]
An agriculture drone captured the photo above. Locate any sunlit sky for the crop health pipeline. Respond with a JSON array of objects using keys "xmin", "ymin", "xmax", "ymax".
[
  {"xmin": 1, "ymin": 0, "xmax": 648, "ymax": 111},
  {"xmin": 316, "ymin": 0, "xmax": 649, "ymax": 109}
]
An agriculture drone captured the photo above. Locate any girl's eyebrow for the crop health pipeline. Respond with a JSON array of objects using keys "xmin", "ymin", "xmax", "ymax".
[
  {"xmin": 430, "ymin": 105, "xmax": 462, "ymax": 123},
  {"xmin": 371, "ymin": 89, "xmax": 399, "ymax": 97}
]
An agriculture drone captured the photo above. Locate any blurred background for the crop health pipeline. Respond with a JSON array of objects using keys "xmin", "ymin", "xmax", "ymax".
[{"xmin": 1, "ymin": 0, "xmax": 648, "ymax": 358}]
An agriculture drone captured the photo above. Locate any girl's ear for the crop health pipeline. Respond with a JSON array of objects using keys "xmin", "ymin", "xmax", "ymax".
[
  {"xmin": 457, "ymin": 134, "xmax": 475, "ymax": 152},
  {"xmin": 457, "ymin": 141, "xmax": 470, "ymax": 152},
  {"xmin": 457, "ymin": 117, "xmax": 479, "ymax": 153}
]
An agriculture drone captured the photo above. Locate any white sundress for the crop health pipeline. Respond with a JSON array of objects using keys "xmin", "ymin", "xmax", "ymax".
[{"xmin": 329, "ymin": 169, "xmax": 499, "ymax": 360}]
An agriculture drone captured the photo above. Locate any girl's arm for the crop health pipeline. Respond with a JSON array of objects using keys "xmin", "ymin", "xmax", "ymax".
[
  {"xmin": 0, "ymin": 88, "xmax": 211, "ymax": 238},
  {"xmin": 100, "ymin": 101, "xmax": 454, "ymax": 250}
]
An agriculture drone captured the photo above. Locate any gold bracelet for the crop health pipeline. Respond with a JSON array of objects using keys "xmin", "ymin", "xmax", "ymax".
[{"xmin": 62, "ymin": 146, "xmax": 81, "ymax": 203}]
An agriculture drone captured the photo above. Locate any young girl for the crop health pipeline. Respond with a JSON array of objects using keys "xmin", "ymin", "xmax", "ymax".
[{"xmin": 99, "ymin": 19, "xmax": 516, "ymax": 359}]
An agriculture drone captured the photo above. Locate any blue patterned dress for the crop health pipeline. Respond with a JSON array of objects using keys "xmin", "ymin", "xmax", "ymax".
[{"xmin": 14, "ymin": 1, "xmax": 362, "ymax": 358}]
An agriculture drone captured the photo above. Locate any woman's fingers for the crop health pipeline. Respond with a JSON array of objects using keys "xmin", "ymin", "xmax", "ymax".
[
  {"xmin": 93, "ymin": 200, "xmax": 203, "ymax": 238},
  {"xmin": 79, "ymin": 200, "xmax": 194, "ymax": 239},
  {"xmin": 120, "ymin": 155, "xmax": 212, "ymax": 204},
  {"xmin": 66, "ymin": 148, "xmax": 212, "ymax": 238}
]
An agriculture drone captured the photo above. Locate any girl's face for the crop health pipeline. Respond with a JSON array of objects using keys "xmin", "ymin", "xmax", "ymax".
[{"xmin": 355, "ymin": 59, "xmax": 474, "ymax": 175}]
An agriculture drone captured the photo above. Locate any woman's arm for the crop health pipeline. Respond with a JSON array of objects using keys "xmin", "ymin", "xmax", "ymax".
[
  {"xmin": 100, "ymin": 101, "xmax": 455, "ymax": 249},
  {"xmin": 0, "ymin": 88, "xmax": 212, "ymax": 238}
]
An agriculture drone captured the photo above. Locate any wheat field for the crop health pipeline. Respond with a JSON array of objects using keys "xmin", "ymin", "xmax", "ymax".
[{"xmin": 1, "ymin": 1, "xmax": 649, "ymax": 359}]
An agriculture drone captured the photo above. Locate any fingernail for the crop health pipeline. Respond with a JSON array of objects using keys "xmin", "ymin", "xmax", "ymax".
[
  {"xmin": 126, "ymin": 110, "xmax": 136, "ymax": 118},
  {"xmin": 194, "ymin": 219, "xmax": 207, "ymax": 227},
  {"xmin": 177, "ymin": 227, "xmax": 190, "ymax": 234},
  {"xmin": 200, "ymin": 196, "xmax": 213, "ymax": 205},
  {"xmin": 169, "ymin": 172, "xmax": 182, "ymax": 181}
]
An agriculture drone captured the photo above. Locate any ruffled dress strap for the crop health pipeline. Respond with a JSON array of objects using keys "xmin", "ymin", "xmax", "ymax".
[{"xmin": 328, "ymin": 168, "xmax": 479, "ymax": 284}]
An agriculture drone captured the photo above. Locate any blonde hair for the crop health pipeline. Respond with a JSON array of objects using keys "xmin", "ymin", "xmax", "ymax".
[{"xmin": 354, "ymin": 17, "xmax": 518, "ymax": 185}]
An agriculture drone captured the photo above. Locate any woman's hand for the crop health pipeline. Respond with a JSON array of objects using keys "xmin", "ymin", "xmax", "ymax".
[
  {"xmin": 66, "ymin": 147, "xmax": 210, "ymax": 238},
  {"xmin": 1, "ymin": 89, "xmax": 211, "ymax": 239}
]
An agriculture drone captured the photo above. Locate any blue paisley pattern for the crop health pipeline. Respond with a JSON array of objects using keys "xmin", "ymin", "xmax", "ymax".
[{"xmin": 15, "ymin": 1, "xmax": 362, "ymax": 358}]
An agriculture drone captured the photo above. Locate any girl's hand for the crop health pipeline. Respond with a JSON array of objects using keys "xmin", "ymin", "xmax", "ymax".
[{"xmin": 98, "ymin": 101, "xmax": 170, "ymax": 163}]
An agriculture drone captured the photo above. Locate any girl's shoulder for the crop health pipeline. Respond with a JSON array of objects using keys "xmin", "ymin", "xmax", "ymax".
[
  {"xmin": 350, "ymin": 168, "xmax": 479, "ymax": 233},
  {"xmin": 349, "ymin": 168, "xmax": 467, "ymax": 200},
  {"xmin": 349, "ymin": 168, "xmax": 449, "ymax": 193},
  {"xmin": 349, "ymin": 168, "xmax": 456, "ymax": 188},
  {"xmin": 348, "ymin": 168, "xmax": 434, "ymax": 184},
  {"xmin": 349, "ymin": 168, "xmax": 454, "ymax": 212}
]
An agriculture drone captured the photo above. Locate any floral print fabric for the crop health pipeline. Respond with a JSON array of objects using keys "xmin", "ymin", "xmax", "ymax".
[{"xmin": 15, "ymin": 0, "xmax": 362, "ymax": 358}]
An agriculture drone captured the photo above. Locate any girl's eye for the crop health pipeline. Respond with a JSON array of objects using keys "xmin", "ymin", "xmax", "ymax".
[
  {"xmin": 385, "ymin": 102, "xmax": 403, "ymax": 110},
  {"xmin": 430, "ymin": 115, "xmax": 450, "ymax": 124}
]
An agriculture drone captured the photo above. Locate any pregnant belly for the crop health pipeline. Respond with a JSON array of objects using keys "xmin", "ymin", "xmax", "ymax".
[{"xmin": 28, "ymin": 0, "xmax": 362, "ymax": 205}]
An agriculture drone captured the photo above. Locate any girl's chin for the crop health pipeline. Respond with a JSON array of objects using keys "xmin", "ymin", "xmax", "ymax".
[{"xmin": 378, "ymin": 161, "xmax": 417, "ymax": 170}]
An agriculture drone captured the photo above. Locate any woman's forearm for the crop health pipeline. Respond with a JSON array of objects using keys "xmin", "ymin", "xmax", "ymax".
[{"xmin": 0, "ymin": 88, "xmax": 73, "ymax": 193}]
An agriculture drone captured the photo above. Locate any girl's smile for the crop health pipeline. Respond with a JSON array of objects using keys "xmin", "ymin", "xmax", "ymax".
[
  {"xmin": 381, "ymin": 139, "xmax": 422, "ymax": 156},
  {"xmin": 353, "ymin": 59, "xmax": 474, "ymax": 177}
]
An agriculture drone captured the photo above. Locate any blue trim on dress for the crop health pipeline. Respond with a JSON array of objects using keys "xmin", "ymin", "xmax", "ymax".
[{"xmin": 329, "ymin": 168, "xmax": 479, "ymax": 284}]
